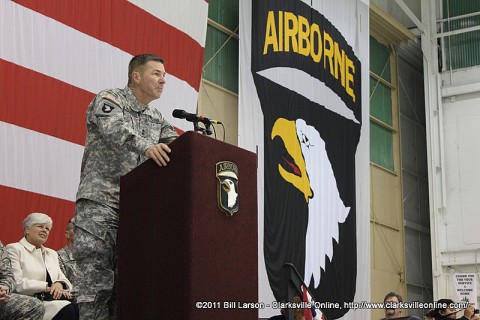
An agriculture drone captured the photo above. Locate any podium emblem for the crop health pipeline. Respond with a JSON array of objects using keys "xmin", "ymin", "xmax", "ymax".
[{"xmin": 216, "ymin": 161, "xmax": 239, "ymax": 216}]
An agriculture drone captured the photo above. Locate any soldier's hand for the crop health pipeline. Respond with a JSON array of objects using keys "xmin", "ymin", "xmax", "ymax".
[
  {"xmin": 0, "ymin": 286, "xmax": 10, "ymax": 302},
  {"xmin": 145, "ymin": 143, "xmax": 172, "ymax": 167}
]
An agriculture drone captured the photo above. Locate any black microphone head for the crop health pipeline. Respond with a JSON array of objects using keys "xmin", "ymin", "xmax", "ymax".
[{"xmin": 172, "ymin": 109, "xmax": 187, "ymax": 119}]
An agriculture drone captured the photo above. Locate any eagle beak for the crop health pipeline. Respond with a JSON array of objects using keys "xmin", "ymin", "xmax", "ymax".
[
  {"xmin": 221, "ymin": 180, "xmax": 231, "ymax": 192},
  {"xmin": 271, "ymin": 118, "xmax": 313, "ymax": 203}
]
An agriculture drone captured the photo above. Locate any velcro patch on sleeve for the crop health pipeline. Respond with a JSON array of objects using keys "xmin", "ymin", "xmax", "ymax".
[{"xmin": 104, "ymin": 94, "xmax": 121, "ymax": 105}]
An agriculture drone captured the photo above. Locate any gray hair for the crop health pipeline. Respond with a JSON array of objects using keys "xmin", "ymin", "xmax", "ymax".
[{"xmin": 23, "ymin": 212, "xmax": 53, "ymax": 231}]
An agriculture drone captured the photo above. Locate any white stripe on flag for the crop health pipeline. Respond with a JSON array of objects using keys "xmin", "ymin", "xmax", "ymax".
[
  {"xmin": 0, "ymin": 122, "xmax": 83, "ymax": 202},
  {"xmin": 0, "ymin": 1, "xmax": 129, "ymax": 93},
  {"xmin": 0, "ymin": 0, "xmax": 198, "ymax": 132},
  {"xmin": 128, "ymin": 0, "xmax": 209, "ymax": 47}
]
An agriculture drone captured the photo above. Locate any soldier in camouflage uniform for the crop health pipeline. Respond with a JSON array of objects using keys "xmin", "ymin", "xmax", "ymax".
[
  {"xmin": 0, "ymin": 241, "xmax": 45, "ymax": 320},
  {"xmin": 57, "ymin": 221, "xmax": 77, "ymax": 285},
  {"xmin": 73, "ymin": 54, "xmax": 178, "ymax": 320}
]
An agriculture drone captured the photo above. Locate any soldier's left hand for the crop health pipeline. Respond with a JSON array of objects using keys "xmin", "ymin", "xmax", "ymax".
[
  {"xmin": 0, "ymin": 286, "xmax": 10, "ymax": 302},
  {"xmin": 145, "ymin": 143, "xmax": 172, "ymax": 166}
]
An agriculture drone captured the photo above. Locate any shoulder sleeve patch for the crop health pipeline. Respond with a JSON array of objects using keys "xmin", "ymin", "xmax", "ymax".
[{"xmin": 95, "ymin": 98, "xmax": 122, "ymax": 116}]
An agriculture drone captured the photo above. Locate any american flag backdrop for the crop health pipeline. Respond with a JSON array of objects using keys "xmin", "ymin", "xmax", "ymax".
[{"xmin": 0, "ymin": 0, "xmax": 209, "ymax": 248}]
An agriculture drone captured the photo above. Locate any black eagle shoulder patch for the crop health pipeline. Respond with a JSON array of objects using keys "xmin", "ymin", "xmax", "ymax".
[{"xmin": 95, "ymin": 94, "xmax": 122, "ymax": 116}]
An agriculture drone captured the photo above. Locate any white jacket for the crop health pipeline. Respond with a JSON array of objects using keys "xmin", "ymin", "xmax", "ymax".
[{"xmin": 6, "ymin": 237, "xmax": 73, "ymax": 320}]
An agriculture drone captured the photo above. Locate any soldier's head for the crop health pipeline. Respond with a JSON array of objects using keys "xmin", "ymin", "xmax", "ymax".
[
  {"xmin": 65, "ymin": 220, "xmax": 74, "ymax": 245},
  {"xmin": 127, "ymin": 54, "xmax": 166, "ymax": 105}
]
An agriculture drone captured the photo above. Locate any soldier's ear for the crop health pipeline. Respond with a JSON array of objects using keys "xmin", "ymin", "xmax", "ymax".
[{"xmin": 132, "ymin": 70, "xmax": 141, "ymax": 83}]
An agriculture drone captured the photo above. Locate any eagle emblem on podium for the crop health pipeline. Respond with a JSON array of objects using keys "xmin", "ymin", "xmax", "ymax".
[{"xmin": 216, "ymin": 161, "xmax": 239, "ymax": 216}]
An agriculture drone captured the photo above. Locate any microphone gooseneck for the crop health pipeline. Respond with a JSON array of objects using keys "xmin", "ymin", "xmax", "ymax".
[{"xmin": 172, "ymin": 109, "xmax": 222, "ymax": 125}]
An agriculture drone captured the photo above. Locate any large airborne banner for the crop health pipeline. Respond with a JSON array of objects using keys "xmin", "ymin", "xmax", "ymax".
[{"xmin": 239, "ymin": 1, "xmax": 370, "ymax": 319}]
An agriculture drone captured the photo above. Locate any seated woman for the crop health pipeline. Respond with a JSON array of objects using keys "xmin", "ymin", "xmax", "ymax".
[{"xmin": 6, "ymin": 212, "xmax": 78, "ymax": 320}]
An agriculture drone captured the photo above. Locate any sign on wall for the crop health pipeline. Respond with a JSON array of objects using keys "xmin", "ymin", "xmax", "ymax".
[{"xmin": 453, "ymin": 273, "xmax": 478, "ymax": 307}]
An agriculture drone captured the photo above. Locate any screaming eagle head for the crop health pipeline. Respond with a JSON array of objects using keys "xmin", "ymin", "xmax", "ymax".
[
  {"xmin": 271, "ymin": 118, "xmax": 313, "ymax": 203},
  {"xmin": 272, "ymin": 118, "xmax": 350, "ymax": 288},
  {"xmin": 221, "ymin": 178, "xmax": 238, "ymax": 208}
]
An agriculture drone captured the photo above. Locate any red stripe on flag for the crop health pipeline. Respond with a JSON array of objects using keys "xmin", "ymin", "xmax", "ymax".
[
  {"xmin": 13, "ymin": 0, "xmax": 204, "ymax": 91},
  {"xmin": 0, "ymin": 59, "xmax": 91, "ymax": 145},
  {"xmin": 0, "ymin": 185, "xmax": 75, "ymax": 250}
]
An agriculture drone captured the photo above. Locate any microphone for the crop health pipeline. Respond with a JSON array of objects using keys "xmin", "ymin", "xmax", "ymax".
[{"xmin": 172, "ymin": 109, "xmax": 222, "ymax": 124}]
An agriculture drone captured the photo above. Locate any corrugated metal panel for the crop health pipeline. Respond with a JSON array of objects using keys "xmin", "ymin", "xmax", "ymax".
[
  {"xmin": 371, "ymin": 122, "xmax": 394, "ymax": 171},
  {"xmin": 370, "ymin": 36, "xmax": 394, "ymax": 171},
  {"xmin": 203, "ymin": 0, "xmax": 239, "ymax": 93},
  {"xmin": 371, "ymin": 78, "xmax": 393, "ymax": 125},
  {"xmin": 203, "ymin": 25, "xmax": 239, "ymax": 93},
  {"xmin": 370, "ymin": 37, "xmax": 392, "ymax": 80},
  {"xmin": 207, "ymin": 0, "xmax": 238, "ymax": 31},
  {"xmin": 443, "ymin": 0, "xmax": 480, "ymax": 70},
  {"xmin": 398, "ymin": 41, "xmax": 432, "ymax": 318}
]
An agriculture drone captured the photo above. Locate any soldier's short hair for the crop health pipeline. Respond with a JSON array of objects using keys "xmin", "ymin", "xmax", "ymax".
[
  {"xmin": 127, "ymin": 53, "xmax": 165, "ymax": 85},
  {"xmin": 66, "ymin": 220, "xmax": 74, "ymax": 231},
  {"xmin": 23, "ymin": 212, "xmax": 53, "ymax": 231}
]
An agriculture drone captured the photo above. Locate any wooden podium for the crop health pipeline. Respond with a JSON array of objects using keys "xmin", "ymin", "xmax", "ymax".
[{"xmin": 117, "ymin": 131, "xmax": 258, "ymax": 319}]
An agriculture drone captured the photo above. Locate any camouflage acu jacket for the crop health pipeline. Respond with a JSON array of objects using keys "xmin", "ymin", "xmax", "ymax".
[
  {"xmin": 0, "ymin": 241, "xmax": 15, "ymax": 293},
  {"xmin": 76, "ymin": 86, "xmax": 178, "ymax": 209}
]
